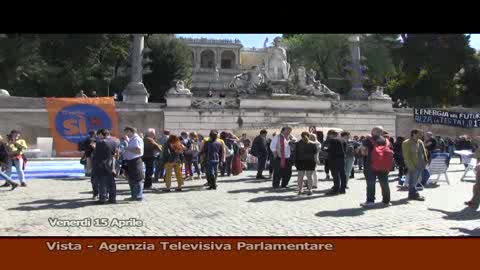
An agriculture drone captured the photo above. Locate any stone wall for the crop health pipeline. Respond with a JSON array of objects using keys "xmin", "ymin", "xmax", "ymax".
[
  {"xmin": 164, "ymin": 97, "xmax": 397, "ymax": 137},
  {"xmin": 164, "ymin": 108, "xmax": 396, "ymax": 137}
]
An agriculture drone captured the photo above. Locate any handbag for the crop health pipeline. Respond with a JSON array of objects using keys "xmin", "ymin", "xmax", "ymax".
[
  {"xmin": 232, "ymin": 154, "xmax": 243, "ymax": 175},
  {"xmin": 80, "ymin": 155, "xmax": 87, "ymax": 165}
]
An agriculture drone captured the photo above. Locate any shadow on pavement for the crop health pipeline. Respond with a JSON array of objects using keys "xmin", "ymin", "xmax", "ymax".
[
  {"xmin": 247, "ymin": 188, "xmax": 332, "ymax": 203},
  {"xmin": 315, "ymin": 198, "xmax": 410, "ymax": 218},
  {"xmin": 428, "ymin": 208, "xmax": 480, "ymax": 221},
  {"xmin": 54, "ymin": 177, "xmax": 89, "ymax": 181},
  {"xmin": 228, "ymin": 186, "xmax": 293, "ymax": 194},
  {"xmin": 217, "ymin": 177, "xmax": 272, "ymax": 184},
  {"xmin": 8, "ymin": 198, "xmax": 95, "ymax": 211},
  {"xmin": 450, "ymin": 227, "xmax": 480, "ymax": 236}
]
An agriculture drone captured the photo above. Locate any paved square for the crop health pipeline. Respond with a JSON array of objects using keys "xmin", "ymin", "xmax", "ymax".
[{"xmin": 1, "ymin": 158, "xmax": 479, "ymax": 236}]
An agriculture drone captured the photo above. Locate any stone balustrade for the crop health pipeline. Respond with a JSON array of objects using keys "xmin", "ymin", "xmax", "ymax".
[{"xmin": 179, "ymin": 37, "xmax": 242, "ymax": 45}]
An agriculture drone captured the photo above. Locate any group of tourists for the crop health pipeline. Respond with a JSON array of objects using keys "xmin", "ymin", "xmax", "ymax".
[
  {"xmin": 0, "ymin": 130, "xmax": 28, "ymax": 190},
  {"xmin": 2, "ymin": 124, "xmax": 479, "ymax": 210},
  {"xmin": 250, "ymin": 126, "xmax": 480, "ymax": 209},
  {"xmin": 78, "ymin": 126, "xmax": 247, "ymax": 204}
]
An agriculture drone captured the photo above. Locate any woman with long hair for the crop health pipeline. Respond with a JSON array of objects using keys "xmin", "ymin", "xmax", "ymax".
[{"xmin": 163, "ymin": 135, "xmax": 186, "ymax": 192}]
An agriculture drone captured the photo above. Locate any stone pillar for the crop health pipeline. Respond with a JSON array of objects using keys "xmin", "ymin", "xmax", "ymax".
[
  {"xmin": 122, "ymin": 34, "xmax": 149, "ymax": 104},
  {"xmin": 216, "ymin": 48, "xmax": 221, "ymax": 68},
  {"xmin": 346, "ymin": 35, "xmax": 369, "ymax": 100},
  {"xmin": 195, "ymin": 48, "xmax": 201, "ymax": 69}
]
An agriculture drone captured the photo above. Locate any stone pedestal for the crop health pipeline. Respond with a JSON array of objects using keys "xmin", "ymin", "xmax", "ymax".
[
  {"xmin": 346, "ymin": 88, "xmax": 369, "ymax": 100},
  {"xmin": 122, "ymin": 82, "xmax": 149, "ymax": 104},
  {"xmin": 369, "ymin": 99, "xmax": 394, "ymax": 112},
  {"xmin": 166, "ymin": 95, "xmax": 192, "ymax": 108},
  {"xmin": 240, "ymin": 96, "xmax": 331, "ymax": 110}
]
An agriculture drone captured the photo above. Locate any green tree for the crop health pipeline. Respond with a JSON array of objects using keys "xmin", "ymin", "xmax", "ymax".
[
  {"xmin": 391, "ymin": 34, "xmax": 474, "ymax": 106},
  {"xmin": 284, "ymin": 34, "xmax": 351, "ymax": 80},
  {"xmin": 143, "ymin": 34, "xmax": 192, "ymax": 102},
  {"xmin": 360, "ymin": 34, "xmax": 400, "ymax": 89}
]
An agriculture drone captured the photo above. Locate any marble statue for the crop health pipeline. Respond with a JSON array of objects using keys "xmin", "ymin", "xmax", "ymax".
[
  {"xmin": 167, "ymin": 80, "xmax": 192, "ymax": 96},
  {"xmin": 0, "ymin": 89, "xmax": 10, "ymax": 96},
  {"xmin": 229, "ymin": 66, "xmax": 265, "ymax": 95},
  {"xmin": 296, "ymin": 67, "xmax": 339, "ymax": 99},
  {"xmin": 264, "ymin": 37, "xmax": 290, "ymax": 81},
  {"xmin": 369, "ymin": 86, "xmax": 391, "ymax": 101}
]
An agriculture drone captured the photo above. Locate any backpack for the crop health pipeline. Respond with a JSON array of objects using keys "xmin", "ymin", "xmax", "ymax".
[
  {"xmin": 345, "ymin": 141, "xmax": 355, "ymax": 158},
  {"xmin": 369, "ymin": 138, "xmax": 394, "ymax": 172}
]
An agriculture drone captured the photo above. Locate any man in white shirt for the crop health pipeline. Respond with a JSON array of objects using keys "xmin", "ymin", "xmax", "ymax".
[
  {"xmin": 269, "ymin": 127, "xmax": 293, "ymax": 189},
  {"xmin": 123, "ymin": 126, "xmax": 145, "ymax": 201}
]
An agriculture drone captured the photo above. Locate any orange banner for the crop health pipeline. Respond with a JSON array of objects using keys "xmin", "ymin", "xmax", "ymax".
[{"xmin": 45, "ymin": 97, "xmax": 119, "ymax": 157}]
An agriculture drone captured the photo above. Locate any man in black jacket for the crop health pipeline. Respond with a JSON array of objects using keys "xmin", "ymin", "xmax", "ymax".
[
  {"xmin": 324, "ymin": 130, "xmax": 347, "ymax": 195},
  {"xmin": 252, "ymin": 130, "xmax": 269, "ymax": 179}
]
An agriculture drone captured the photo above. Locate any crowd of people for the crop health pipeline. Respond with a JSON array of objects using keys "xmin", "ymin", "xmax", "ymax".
[{"xmin": 1, "ymin": 124, "xmax": 480, "ymax": 210}]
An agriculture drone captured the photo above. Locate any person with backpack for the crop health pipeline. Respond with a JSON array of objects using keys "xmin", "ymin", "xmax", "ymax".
[
  {"xmin": 360, "ymin": 126, "xmax": 394, "ymax": 207},
  {"xmin": 324, "ymin": 130, "xmax": 347, "ymax": 196},
  {"xmin": 0, "ymin": 135, "xmax": 19, "ymax": 190},
  {"xmin": 402, "ymin": 129, "xmax": 428, "ymax": 201},
  {"xmin": 251, "ymin": 129, "xmax": 269, "ymax": 179},
  {"xmin": 341, "ymin": 131, "xmax": 355, "ymax": 188}
]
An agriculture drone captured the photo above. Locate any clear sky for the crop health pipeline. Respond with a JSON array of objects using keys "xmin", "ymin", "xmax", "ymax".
[{"xmin": 176, "ymin": 33, "xmax": 480, "ymax": 50}]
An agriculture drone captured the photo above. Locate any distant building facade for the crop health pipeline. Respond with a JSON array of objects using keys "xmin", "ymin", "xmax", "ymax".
[{"xmin": 179, "ymin": 38, "xmax": 268, "ymax": 93}]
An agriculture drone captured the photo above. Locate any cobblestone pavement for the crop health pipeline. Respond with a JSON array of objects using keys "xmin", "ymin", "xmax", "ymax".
[{"xmin": 1, "ymin": 158, "xmax": 479, "ymax": 236}]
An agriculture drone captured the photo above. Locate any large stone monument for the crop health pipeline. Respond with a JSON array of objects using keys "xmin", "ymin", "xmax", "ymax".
[{"xmin": 122, "ymin": 34, "xmax": 149, "ymax": 104}]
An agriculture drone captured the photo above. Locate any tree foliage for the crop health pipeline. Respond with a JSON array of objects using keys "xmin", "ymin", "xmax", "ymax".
[
  {"xmin": 143, "ymin": 34, "xmax": 192, "ymax": 102},
  {"xmin": 284, "ymin": 34, "xmax": 351, "ymax": 80}
]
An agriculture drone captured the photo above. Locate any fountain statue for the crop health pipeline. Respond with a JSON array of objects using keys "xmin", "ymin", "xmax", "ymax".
[
  {"xmin": 228, "ymin": 36, "xmax": 341, "ymax": 98},
  {"xmin": 229, "ymin": 66, "xmax": 265, "ymax": 96},
  {"xmin": 166, "ymin": 80, "xmax": 192, "ymax": 96},
  {"xmin": 369, "ymin": 86, "xmax": 391, "ymax": 101},
  {"xmin": 296, "ymin": 67, "xmax": 340, "ymax": 100},
  {"xmin": 264, "ymin": 37, "xmax": 290, "ymax": 81}
]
